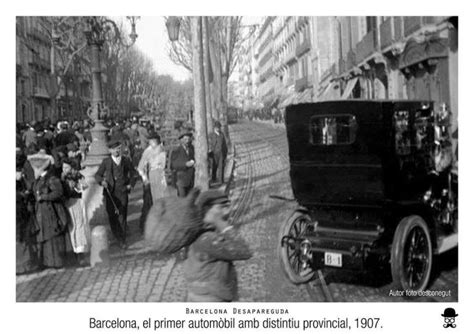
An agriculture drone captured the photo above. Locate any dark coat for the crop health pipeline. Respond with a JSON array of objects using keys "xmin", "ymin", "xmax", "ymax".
[
  {"xmin": 94, "ymin": 156, "xmax": 135, "ymax": 195},
  {"xmin": 54, "ymin": 130, "xmax": 77, "ymax": 148},
  {"xmin": 33, "ymin": 171, "xmax": 69, "ymax": 243},
  {"xmin": 184, "ymin": 228, "xmax": 252, "ymax": 301},
  {"xmin": 170, "ymin": 145, "xmax": 195, "ymax": 188},
  {"xmin": 208, "ymin": 131, "xmax": 228, "ymax": 158}
]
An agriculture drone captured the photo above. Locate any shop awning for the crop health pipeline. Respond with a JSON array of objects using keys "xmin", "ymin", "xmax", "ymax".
[{"xmin": 341, "ymin": 77, "xmax": 359, "ymax": 99}]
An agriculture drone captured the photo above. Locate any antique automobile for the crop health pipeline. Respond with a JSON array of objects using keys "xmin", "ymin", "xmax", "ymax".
[{"xmin": 278, "ymin": 100, "xmax": 457, "ymax": 291}]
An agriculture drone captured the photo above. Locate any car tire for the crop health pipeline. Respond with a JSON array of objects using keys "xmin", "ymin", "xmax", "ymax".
[
  {"xmin": 278, "ymin": 210, "xmax": 315, "ymax": 284},
  {"xmin": 391, "ymin": 215, "xmax": 433, "ymax": 291}
]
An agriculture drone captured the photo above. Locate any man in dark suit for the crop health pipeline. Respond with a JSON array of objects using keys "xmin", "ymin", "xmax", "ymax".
[
  {"xmin": 170, "ymin": 132, "xmax": 195, "ymax": 197},
  {"xmin": 208, "ymin": 121, "xmax": 228, "ymax": 184},
  {"xmin": 95, "ymin": 140, "xmax": 135, "ymax": 248}
]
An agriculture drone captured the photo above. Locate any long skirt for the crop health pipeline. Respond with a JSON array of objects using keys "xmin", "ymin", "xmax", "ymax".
[
  {"xmin": 38, "ymin": 233, "xmax": 67, "ymax": 268},
  {"xmin": 149, "ymin": 169, "xmax": 167, "ymax": 203},
  {"xmin": 66, "ymin": 198, "xmax": 90, "ymax": 253},
  {"xmin": 16, "ymin": 241, "xmax": 38, "ymax": 274}
]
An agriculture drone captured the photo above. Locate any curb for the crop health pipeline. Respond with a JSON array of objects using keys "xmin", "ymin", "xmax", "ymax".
[{"xmin": 223, "ymin": 144, "xmax": 237, "ymax": 195}]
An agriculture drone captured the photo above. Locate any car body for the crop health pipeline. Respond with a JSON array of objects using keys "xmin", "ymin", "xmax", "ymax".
[{"xmin": 278, "ymin": 100, "xmax": 457, "ymax": 291}]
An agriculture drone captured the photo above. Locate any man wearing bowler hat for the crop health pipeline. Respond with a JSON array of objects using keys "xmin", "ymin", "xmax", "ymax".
[
  {"xmin": 95, "ymin": 139, "xmax": 135, "ymax": 248},
  {"xmin": 208, "ymin": 121, "xmax": 228, "ymax": 185},
  {"xmin": 170, "ymin": 131, "xmax": 195, "ymax": 197}
]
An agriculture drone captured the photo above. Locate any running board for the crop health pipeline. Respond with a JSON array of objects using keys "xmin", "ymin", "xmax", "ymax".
[{"xmin": 435, "ymin": 233, "xmax": 458, "ymax": 254}]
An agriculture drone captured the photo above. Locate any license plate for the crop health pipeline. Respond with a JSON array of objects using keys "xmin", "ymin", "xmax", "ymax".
[{"xmin": 324, "ymin": 252, "xmax": 342, "ymax": 267}]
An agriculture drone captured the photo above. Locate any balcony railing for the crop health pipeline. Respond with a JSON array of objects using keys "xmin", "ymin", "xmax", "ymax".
[
  {"xmin": 285, "ymin": 51, "xmax": 297, "ymax": 66},
  {"xmin": 258, "ymin": 50, "xmax": 273, "ymax": 68},
  {"xmin": 297, "ymin": 16, "xmax": 308, "ymax": 27},
  {"xmin": 355, "ymin": 30, "xmax": 376, "ymax": 64},
  {"xmin": 296, "ymin": 38, "xmax": 311, "ymax": 57},
  {"xmin": 295, "ymin": 75, "xmax": 308, "ymax": 92},
  {"xmin": 380, "ymin": 18, "xmax": 393, "ymax": 50},
  {"xmin": 404, "ymin": 16, "xmax": 423, "ymax": 36}
]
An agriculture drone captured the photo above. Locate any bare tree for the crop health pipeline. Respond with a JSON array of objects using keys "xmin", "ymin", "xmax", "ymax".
[{"xmin": 168, "ymin": 16, "xmax": 244, "ymax": 145}]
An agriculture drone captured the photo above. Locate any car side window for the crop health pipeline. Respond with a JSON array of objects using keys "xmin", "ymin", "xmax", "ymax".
[{"xmin": 309, "ymin": 115, "xmax": 357, "ymax": 145}]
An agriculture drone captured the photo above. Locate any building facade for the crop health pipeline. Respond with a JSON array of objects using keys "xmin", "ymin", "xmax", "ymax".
[
  {"xmin": 228, "ymin": 16, "xmax": 457, "ymax": 126},
  {"xmin": 255, "ymin": 16, "xmax": 276, "ymax": 108},
  {"xmin": 311, "ymin": 16, "xmax": 457, "ymax": 126},
  {"xmin": 16, "ymin": 17, "xmax": 91, "ymax": 124}
]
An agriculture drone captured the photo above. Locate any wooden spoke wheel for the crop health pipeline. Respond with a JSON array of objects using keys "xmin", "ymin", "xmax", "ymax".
[
  {"xmin": 278, "ymin": 211, "xmax": 315, "ymax": 284},
  {"xmin": 391, "ymin": 215, "xmax": 433, "ymax": 291}
]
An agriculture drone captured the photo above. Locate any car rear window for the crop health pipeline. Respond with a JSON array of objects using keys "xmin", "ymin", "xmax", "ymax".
[{"xmin": 309, "ymin": 114, "xmax": 357, "ymax": 145}]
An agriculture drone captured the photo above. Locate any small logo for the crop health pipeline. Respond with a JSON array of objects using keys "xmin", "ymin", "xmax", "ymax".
[{"xmin": 441, "ymin": 308, "xmax": 458, "ymax": 328}]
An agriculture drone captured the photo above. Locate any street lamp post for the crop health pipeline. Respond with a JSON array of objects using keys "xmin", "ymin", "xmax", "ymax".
[
  {"xmin": 82, "ymin": 16, "xmax": 139, "ymax": 166},
  {"xmin": 75, "ymin": 16, "xmax": 138, "ymax": 227}
]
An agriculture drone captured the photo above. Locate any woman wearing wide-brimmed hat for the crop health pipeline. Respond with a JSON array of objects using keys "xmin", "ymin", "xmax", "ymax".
[
  {"xmin": 137, "ymin": 132, "xmax": 168, "ymax": 203},
  {"xmin": 61, "ymin": 158, "xmax": 89, "ymax": 266},
  {"xmin": 30, "ymin": 154, "xmax": 69, "ymax": 268}
]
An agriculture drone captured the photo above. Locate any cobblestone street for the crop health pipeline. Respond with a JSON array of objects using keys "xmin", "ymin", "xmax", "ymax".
[{"xmin": 16, "ymin": 121, "xmax": 458, "ymax": 302}]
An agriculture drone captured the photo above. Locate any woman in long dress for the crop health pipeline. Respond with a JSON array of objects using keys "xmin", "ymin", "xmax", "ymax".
[
  {"xmin": 30, "ymin": 155, "xmax": 69, "ymax": 269},
  {"xmin": 137, "ymin": 133, "xmax": 168, "ymax": 231},
  {"xmin": 61, "ymin": 158, "xmax": 90, "ymax": 266},
  {"xmin": 16, "ymin": 151, "xmax": 39, "ymax": 274},
  {"xmin": 138, "ymin": 133, "xmax": 168, "ymax": 202}
]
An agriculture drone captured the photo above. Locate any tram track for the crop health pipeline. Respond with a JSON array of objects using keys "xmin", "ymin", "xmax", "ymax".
[
  {"xmin": 245, "ymin": 121, "xmax": 336, "ymax": 302},
  {"xmin": 229, "ymin": 127, "xmax": 257, "ymax": 228}
]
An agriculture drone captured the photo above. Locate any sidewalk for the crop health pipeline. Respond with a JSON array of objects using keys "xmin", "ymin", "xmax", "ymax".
[{"xmin": 16, "ymin": 154, "xmax": 236, "ymax": 302}]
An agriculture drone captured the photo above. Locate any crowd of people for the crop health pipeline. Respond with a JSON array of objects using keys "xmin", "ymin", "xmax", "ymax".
[
  {"xmin": 16, "ymin": 115, "xmax": 253, "ymax": 302},
  {"xmin": 16, "ymin": 117, "xmax": 164, "ymax": 273}
]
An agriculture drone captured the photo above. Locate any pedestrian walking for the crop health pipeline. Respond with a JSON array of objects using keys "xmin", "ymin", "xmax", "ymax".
[
  {"xmin": 137, "ymin": 133, "xmax": 168, "ymax": 232},
  {"xmin": 22, "ymin": 123, "xmax": 37, "ymax": 148},
  {"xmin": 30, "ymin": 154, "xmax": 69, "ymax": 269},
  {"xmin": 54, "ymin": 121, "xmax": 77, "ymax": 148},
  {"xmin": 137, "ymin": 122, "xmax": 149, "ymax": 150},
  {"xmin": 138, "ymin": 133, "xmax": 168, "ymax": 202},
  {"xmin": 170, "ymin": 131, "xmax": 195, "ymax": 197},
  {"xmin": 16, "ymin": 151, "xmax": 39, "ymax": 274},
  {"xmin": 184, "ymin": 190, "xmax": 252, "ymax": 302},
  {"xmin": 208, "ymin": 121, "xmax": 228, "ymax": 185},
  {"xmin": 94, "ymin": 140, "xmax": 135, "ymax": 248},
  {"xmin": 61, "ymin": 159, "xmax": 90, "ymax": 266}
]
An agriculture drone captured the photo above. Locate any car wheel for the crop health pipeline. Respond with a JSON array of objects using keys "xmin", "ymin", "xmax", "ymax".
[
  {"xmin": 391, "ymin": 215, "xmax": 433, "ymax": 291},
  {"xmin": 278, "ymin": 211, "xmax": 315, "ymax": 284}
]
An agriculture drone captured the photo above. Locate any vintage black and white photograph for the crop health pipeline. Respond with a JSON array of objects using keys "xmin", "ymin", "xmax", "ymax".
[{"xmin": 14, "ymin": 15, "xmax": 458, "ymax": 303}]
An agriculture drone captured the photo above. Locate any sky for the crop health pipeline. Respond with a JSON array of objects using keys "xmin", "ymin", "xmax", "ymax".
[
  {"xmin": 132, "ymin": 16, "xmax": 191, "ymax": 82},
  {"xmin": 118, "ymin": 16, "xmax": 263, "ymax": 83}
]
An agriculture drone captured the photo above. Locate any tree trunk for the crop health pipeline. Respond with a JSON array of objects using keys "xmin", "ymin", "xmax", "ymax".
[
  {"xmin": 209, "ymin": 38, "xmax": 221, "ymax": 122},
  {"xmin": 221, "ymin": 73, "xmax": 231, "ymax": 146},
  {"xmin": 203, "ymin": 17, "xmax": 213, "ymax": 133},
  {"xmin": 191, "ymin": 17, "xmax": 209, "ymax": 190},
  {"xmin": 221, "ymin": 17, "xmax": 233, "ymax": 146}
]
